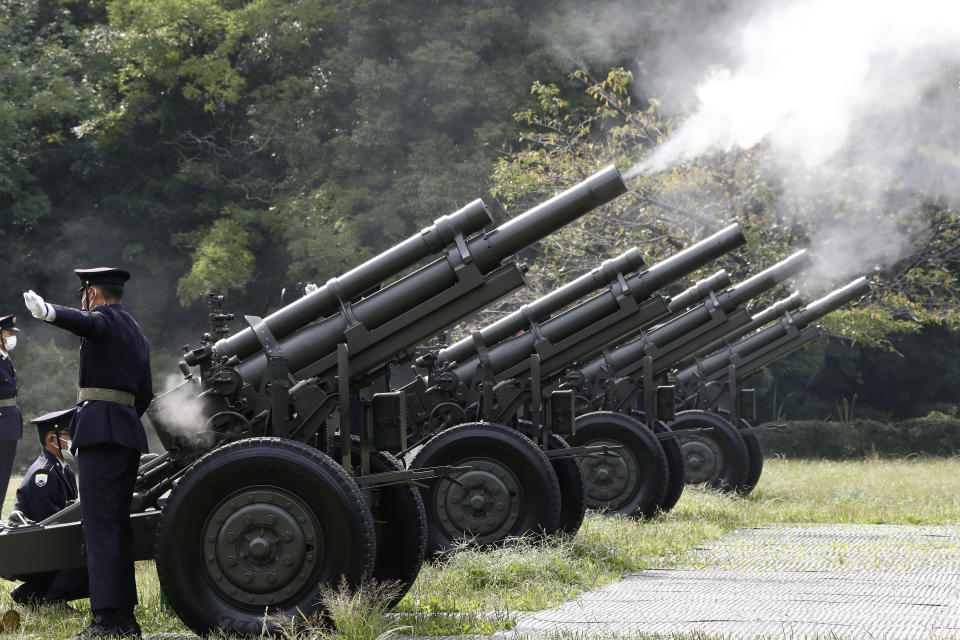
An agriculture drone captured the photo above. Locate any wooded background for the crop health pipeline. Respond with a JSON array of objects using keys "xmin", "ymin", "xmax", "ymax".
[{"xmin": 2, "ymin": 0, "xmax": 959, "ymax": 470}]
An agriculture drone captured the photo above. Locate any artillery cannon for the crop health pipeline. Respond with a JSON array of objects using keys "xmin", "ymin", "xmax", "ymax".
[
  {"xmin": 401, "ymin": 225, "xmax": 747, "ymax": 533},
  {"xmin": 676, "ymin": 277, "xmax": 871, "ymax": 405},
  {"xmin": 0, "ymin": 166, "xmax": 629, "ymax": 637},
  {"xmin": 671, "ymin": 277, "xmax": 871, "ymax": 494},
  {"xmin": 561, "ymin": 251, "xmax": 809, "ymax": 505}
]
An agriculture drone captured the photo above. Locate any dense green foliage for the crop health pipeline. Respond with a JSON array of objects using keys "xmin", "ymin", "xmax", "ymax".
[
  {"xmin": 1, "ymin": 0, "xmax": 959, "ymax": 459},
  {"xmin": 760, "ymin": 417, "xmax": 960, "ymax": 458}
]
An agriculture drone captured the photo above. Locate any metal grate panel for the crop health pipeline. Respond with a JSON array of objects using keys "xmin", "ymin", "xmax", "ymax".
[{"xmin": 508, "ymin": 525, "xmax": 960, "ymax": 639}]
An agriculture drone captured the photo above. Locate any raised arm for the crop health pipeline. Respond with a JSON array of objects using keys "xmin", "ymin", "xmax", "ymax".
[
  {"xmin": 49, "ymin": 305, "xmax": 111, "ymax": 340},
  {"xmin": 23, "ymin": 290, "xmax": 110, "ymax": 340}
]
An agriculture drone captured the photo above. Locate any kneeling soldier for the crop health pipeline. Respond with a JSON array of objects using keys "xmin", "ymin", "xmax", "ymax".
[{"xmin": 9, "ymin": 408, "xmax": 89, "ymax": 607}]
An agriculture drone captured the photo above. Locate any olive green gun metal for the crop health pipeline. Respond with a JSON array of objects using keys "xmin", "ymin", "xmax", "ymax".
[{"xmin": 0, "ymin": 167, "xmax": 629, "ymax": 637}]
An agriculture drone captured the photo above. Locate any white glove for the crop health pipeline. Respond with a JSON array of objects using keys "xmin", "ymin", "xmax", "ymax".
[
  {"xmin": 304, "ymin": 282, "xmax": 319, "ymax": 295},
  {"xmin": 23, "ymin": 290, "xmax": 55, "ymax": 322}
]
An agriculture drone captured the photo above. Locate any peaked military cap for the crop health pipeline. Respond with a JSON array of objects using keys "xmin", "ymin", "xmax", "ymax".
[
  {"xmin": 0, "ymin": 314, "xmax": 19, "ymax": 332},
  {"xmin": 30, "ymin": 408, "xmax": 76, "ymax": 434},
  {"xmin": 74, "ymin": 267, "xmax": 131, "ymax": 287}
]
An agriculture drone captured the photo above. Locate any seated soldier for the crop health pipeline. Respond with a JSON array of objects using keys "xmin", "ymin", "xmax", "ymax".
[{"xmin": 9, "ymin": 408, "xmax": 89, "ymax": 607}]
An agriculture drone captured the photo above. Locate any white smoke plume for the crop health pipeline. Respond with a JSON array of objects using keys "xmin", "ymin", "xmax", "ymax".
[
  {"xmin": 142, "ymin": 374, "xmax": 215, "ymax": 450},
  {"xmin": 630, "ymin": 0, "xmax": 960, "ymax": 177},
  {"xmin": 617, "ymin": 0, "xmax": 960, "ymax": 289}
]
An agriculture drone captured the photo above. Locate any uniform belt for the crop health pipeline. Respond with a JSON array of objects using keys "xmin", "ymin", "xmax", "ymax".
[
  {"xmin": 0, "ymin": 397, "xmax": 17, "ymax": 408},
  {"xmin": 77, "ymin": 387, "xmax": 135, "ymax": 407}
]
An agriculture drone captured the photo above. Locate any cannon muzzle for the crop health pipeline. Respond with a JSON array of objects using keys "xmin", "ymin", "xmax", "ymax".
[
  {"xmin": 791, "ymin": 277, "xmax": 871, "ymax": 327},
  {"xmin": 447, "ymin": 224, "xmax": 747, "ymax": 383},
  {"xmin": 636, "ymin": 250, "xmax": 809, "ymax": 350},
  {"xmin": 721, "ymin": 251, "xmax": 810, "ymax": 308},
  {"xmin": 480, "ymin": 166, "xmax": 628, "ymax": 271},
  {"xmin": 212, "ymin": 198, "xmax": 494, "ymax": 363},
  {"xmin": 630, "ymin": 224, "xmax": 746, "ymax": 298},
  {"xmin": 227, "ymin": 166, "xmax": 628, "ymax": 381}
]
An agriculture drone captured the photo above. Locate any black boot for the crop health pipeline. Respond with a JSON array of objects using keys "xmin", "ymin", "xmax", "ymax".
[
  {"xmin": 111, "ymin": 615, "xmax": 142, "ymax": 639},
  {"xmin": 69, "ymin": 613, "xmax": 113, "ymax": 639},
  {"xmin": 70, "ymin": 610, "xmax": 141, "ymax": 639},
  {"xmin": 10, "ymin": 584, "xmax": 43, "ymax": 608}
]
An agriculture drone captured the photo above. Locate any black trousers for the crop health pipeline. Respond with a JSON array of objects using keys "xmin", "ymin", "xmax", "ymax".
[
  {"xmin": 77, "ymin": 442, "xmax": 140, "ymax": 612},
  {"xmin": 0, "ymin": 439, "xmax": 16, "ymax": 519},
  {"xmin": 14, "ymin": 566, "xmax": 90, "ymax": 603}
]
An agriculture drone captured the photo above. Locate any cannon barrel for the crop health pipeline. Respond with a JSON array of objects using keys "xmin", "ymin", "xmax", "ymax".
[
  {"xmin": 627, "ymin": 224, "xmax": 745, "ymax": 298},
  {"xmin": 629, "ymin": 250, "xmax": 808, "ymax": 351},
  {"xmin": 230, "ymin": 166, "xmax": 628, "ymax": 381},
  {"xmin": 480, "ymin": 167, "xmax": 628, "ymax": 270},
  {"xmin": 213, "ymin": 199, "xmax": 494, "ymax": 363},
  {"xmin": 438, "ymin": 248, "xmax": 646, "ymax": 364},
  {"xmin": 440, "ymin": 224, "xmax": 744, "ymax": 366},
  {"xmin": 667, "ymin": 270, "xmax": 731, "ymax": 312},
  {"xmin": 741, "ymin": 292, "xmax": 804, "ymax": 337},
  {"xmin": 690, "ymin": 292, "xmax": 804, "ymax": 360},
  {"xmin": 675, "ymin": 277, "xmax": 870, "ymax": 385},
  {"xmin": 449, "ymin": 224, "xmax": 747, "ymax": 381},
  {"xmin": 577, "ymin": 252, "xmax": 809, "ymax": 381}
]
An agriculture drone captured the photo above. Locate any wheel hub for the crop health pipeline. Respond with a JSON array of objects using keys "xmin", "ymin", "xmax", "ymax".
[
  {"xmin": 203, "ymin": 488, "xmax": 322, "ymax": 608},
  {"xmin": 580, "ymin": 438, "xmax": 640, "ymax": 509},
  {"xmin": 434, "ymin": 458, "xmax": 521, "ymax": 543},
  {"xmin": 679, "ymin": 435, "xmax": 724, "ymax": 484}
]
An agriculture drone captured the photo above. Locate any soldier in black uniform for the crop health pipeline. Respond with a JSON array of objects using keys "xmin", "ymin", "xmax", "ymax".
[
  {"xmin": 24, "ymin": 267, "xmax": 152, "ymax": 639},
  {"xmin": 0, "ymin": 314, "xmax": 22, "ymax": 518},
  {"xmin": 9, "ymin": 408, "xmax": 90, "ymax": 607}
]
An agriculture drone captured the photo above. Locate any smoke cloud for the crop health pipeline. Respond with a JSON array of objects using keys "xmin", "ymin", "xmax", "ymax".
[
  {"xmin": 143, "ymin": 375, "xmax": 215, "ymax": 450},
  {"xmin": 630, "ymin": 0, "xmax": 960, "ymax": 177},
  {"xmin": 608, "ymin": 0, "xmax": 960, "ymax": 289}
]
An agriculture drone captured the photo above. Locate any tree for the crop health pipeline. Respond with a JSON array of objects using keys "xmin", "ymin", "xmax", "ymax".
[{"xmin": 489, "ymin": 67, "xmax": 960, "ymax": 348}]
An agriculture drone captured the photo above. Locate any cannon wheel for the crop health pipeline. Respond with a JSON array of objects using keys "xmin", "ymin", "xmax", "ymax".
[
  {"xmin": 566, "ymin": 411, "xmax": 669, "ymax": 519},
  {"xmin": 672, "ymin": 410, "xmax": 750, "ymax": 492},
  {"xmin": 714, "ymin": 410, "xmax": 764, "ymax": 495},
  {"xmin": 329, "ymin": 437, "xmax": 426, "ymax": 606},
  {"xmin": 518, "ymin": 425, "xmax": 586, "ymax": 536},
  {"xmin": 736, "ymin": 418, "xmax": 764, "ymax": 496},
  {"xmin": 155, "ymin": 437, "xmax": 376, "ymax": 636},
  {"xmin": 651, "ymin": 420, "xmax": 686, "ymax": 513},
  {"xmin": 410, "ymin": 422, "xmax": 561, "ymax": 555}
]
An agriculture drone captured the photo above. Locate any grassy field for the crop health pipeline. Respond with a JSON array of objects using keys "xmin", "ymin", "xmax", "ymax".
[{"xmin": 3, "ymin": 456, "xmax": 960, "ymax": 638}]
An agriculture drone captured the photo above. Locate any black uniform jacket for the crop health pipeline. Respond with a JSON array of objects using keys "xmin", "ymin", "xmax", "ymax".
[
  {"xmin": 14, "ymin": 449, "xmax": 78, "ymax": 522},
  {"xmin": 50, "ymin": 303, "xmax": 152, "ymax": 453},
  {"xmin": 0, "ymin": 352, "xmax": 21, "ymax": 441}
]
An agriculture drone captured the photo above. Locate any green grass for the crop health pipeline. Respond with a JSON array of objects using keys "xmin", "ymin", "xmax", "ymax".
[{"xmin": 4, "ymin": 456, "xmax": 960, "ymax": 638}]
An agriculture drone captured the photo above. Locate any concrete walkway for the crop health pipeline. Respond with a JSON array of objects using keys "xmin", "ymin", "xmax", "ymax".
[{"xmin": 508, "ymin": 524, "xmax": 960, "ymax": 639}]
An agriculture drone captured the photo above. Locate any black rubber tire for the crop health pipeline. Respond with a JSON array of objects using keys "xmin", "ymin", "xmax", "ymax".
[
  {"xmin": 714, "ymin": 411, "xmax": 765, "ymax": 495},
  {"xmin": 736, "ymin": 418, "xmax": 764, "ymax": 496},
  {"xmin": 566, "ymin": 411, "xmax": 669, "ymax": 519},
  {"xmin": 651, "ymin": 420, "xmax": 685, "ymax": 513},
  {"xmin": 517, "ymin": 424, "xmax": 586, "ymax": 536},
  {"xmin": 329, "ymin": 437, "xmax": 426, "ymax": 607},
  {"xmin": 672, "ymin": 410, "xmax": 750, "ymax": 492},
  {"xmin": 154, "ymin": 438, "xmax": 376, "ymax": 636},
  {"xmin": 410, "ymin": 422, "xmax": 561, "ymax": 555}
]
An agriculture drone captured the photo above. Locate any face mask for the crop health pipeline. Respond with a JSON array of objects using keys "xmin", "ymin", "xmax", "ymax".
[
  {"xmin": 57, "ymin": 435, "xmax": 74, "ymax": 461},
  {"xmin": 2, "ymin": 335, "xmax": 15, "ymax": 351}
]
